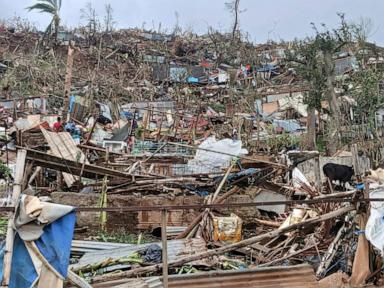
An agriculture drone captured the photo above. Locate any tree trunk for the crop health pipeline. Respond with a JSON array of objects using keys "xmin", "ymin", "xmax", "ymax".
[
  {"xmin": 306, "ymin": 107, "xmax": 316, "ymax": 150},
  {"xmin": 54, "ymin": 15, "xmax": 60, "ymax": 42},
  {"xmin": 232, "ymin": 0, "xmax": 240, "ymax": 42},
  {"xmin": 324, "ymin": 51, "xmax": 341, "ymax": 155}
]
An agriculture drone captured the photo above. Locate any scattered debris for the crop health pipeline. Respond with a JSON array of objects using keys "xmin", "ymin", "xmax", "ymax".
[{"xmin": 1, "ymin": 10, "xmax": 384, "ymax": 288}]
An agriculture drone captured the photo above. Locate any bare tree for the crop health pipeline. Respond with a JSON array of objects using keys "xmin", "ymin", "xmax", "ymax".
[
  {"xmin": 81, "ymin": 2, "xmax": 99, "ymax": 44},
  {"xmin": 104, "ymin": 3, "xmax": 116, "ymax": 33},
  {"xmin": 225, "ymin": 0, "xmax": 242, "ymax": 42},
  {"xmin": 173, "ymin": 11, "xmax": 182, "ymax": 35}
]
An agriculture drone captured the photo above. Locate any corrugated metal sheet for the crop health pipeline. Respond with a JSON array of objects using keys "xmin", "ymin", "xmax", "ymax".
[
  {"xmin": 71, "ymin": 238, "xmax": 207, "ymax": 271},
  {"xmin": 93, "ymin": 277, "xmax": 163, "ymax": 288},
  {"xmin": 94, "ymin": 264, "xmax": 318, "ymax": 288},
  {"xmin": 166, "ymin": 264, "xmax": 318, "ymax": 288},
  {"xmin": 152, "ymin": 63, "xmax": 169, "ymax": 82},
  {"xmin": 144, "ymin": 54, "xmax": 165, "ymax": 64},
  {"xmin": 71, "ymin": 240, "xmax": 133, "ymax": 255},
  {"xmin": 41, "ymin": 128, "xmax": 87, "ymax": 187}
]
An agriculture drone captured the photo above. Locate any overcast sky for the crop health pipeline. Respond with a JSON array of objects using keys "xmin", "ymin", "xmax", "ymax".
[{"xmin": 0, "ymin": 0, "xmax": 383, "ymax": 45}]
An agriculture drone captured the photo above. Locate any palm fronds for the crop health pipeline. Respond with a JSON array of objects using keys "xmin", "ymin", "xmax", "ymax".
[{"xmin": 26, "ymin": 0, "xmax": 61, "ymax": 40}]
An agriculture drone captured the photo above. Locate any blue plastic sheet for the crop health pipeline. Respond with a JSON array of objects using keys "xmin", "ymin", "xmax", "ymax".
[
  {"xmin": 0, "ymin": 211, "xmax": 76, "ymax": 288},
  {"xmin": 69, "ymin": 95, "xmax": 75, "ymax": 113}
]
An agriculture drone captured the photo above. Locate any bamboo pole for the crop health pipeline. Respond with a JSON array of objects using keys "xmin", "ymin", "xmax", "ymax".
[{"xmin": 2, "ymin": 149, "xmax": 27, "ymax": 287}]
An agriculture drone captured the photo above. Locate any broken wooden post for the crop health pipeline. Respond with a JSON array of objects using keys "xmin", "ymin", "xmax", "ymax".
[
  {"xmin": 67, "ymin": 270, "xmax": 93, "ymax": 288},
  {"xmin": 84, "ymin": 118, "xmax": 97, "ymax": 145},
  {"xmin": 157, "ymin": 114, "xmax": 164, "ymax": 141},
  {"xmin": 314, "ymin": 154, "xmax": 322, "ymax": 192},
  {"xmin": 63, "ymin": 44, "xmax": 75, "ymax": 118},
  {"xmin": 352, "ymin": 144, "xmax": 362, "ymax": 181},
  {"xmin": 2, "ymin": 149, "xmax": 27, "ymax": 287},
  {"xmin": 161, "ymin": 209, "xmax": 168, "ymax": 288}
]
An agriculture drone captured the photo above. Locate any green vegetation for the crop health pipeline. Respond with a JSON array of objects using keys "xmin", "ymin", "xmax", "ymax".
[
  {"xmin": 266, "ymin": 133, "xmax": 301, "ymax": 153},
  {"xmin": 0, "ymin": 218, "xmax": 8, "ymax": 236},
  {"xmin": 0, "ymin": 161, "xmax": 12, "ymax": 181}
]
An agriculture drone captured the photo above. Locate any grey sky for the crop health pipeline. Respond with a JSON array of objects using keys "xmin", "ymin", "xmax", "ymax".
[{"xmin": 0, "ymin": 0, "xmax": 383, "ymax": 45}]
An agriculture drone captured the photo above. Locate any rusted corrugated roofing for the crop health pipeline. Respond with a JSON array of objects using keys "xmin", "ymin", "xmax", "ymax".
[
  {"xmin": 166, "ymin": 264, "xmax": 318, "ymax": 288},
  {"xmin": 94, "ymin": 264, "xmax": 318, "ymax": 288}
]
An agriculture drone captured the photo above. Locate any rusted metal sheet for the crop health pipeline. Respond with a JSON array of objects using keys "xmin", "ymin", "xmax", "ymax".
[
  {"xmin": 93, "ymin": 277, "xmax": 163, "ymax": 288},
  {"xmin": 166, "ymin": 264, "xmax": 318, "ymax": 288},
  {"xmin": 94, "ymin": 264, "xmax": 318, "ymax": 288}
]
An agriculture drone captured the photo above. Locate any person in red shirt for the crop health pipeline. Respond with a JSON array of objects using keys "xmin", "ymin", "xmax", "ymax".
[{"xmin": 53, "ymin": 117, "xmax": 63, "ymax": 132}]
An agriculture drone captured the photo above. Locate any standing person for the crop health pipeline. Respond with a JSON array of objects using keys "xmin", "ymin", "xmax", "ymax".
[
  {"xmin": 26, "ymin": 98, "xmax": 34, "ymax": 113},
  {"xmin": 53, "ymin": 117, "xmax": 63, "ymax": 132}
]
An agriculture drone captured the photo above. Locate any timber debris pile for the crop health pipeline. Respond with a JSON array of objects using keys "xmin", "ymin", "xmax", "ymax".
[{"xmin": 1, "ymin": 9, "xmax": 384, "ymax": 288}]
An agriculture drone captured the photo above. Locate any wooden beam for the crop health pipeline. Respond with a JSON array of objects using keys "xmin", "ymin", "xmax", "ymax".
[{"xmin": 22, "ymin": 147, "xmax": 153, "ymax": 180}]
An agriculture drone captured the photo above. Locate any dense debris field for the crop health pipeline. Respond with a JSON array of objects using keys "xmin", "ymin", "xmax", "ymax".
[{"xmin": 1, "ymin": 9, "xmax": 384, "ymax": 288}]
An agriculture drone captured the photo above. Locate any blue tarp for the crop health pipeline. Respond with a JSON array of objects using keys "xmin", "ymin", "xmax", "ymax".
[
  {"xmin": 187, "ymin": 76, "xmax": 199, "ymax": 83},
  {"xmin": 0, "ymin": 211, "xmax": 76, "ymax": 288},
  {"xmin": 121, "ymin": 111, "xmax": 134, "ymax": 120}
]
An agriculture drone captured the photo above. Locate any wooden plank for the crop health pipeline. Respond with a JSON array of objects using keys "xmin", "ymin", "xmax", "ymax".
[{"xmin": 41, "ymin": 128, "xmax": 87, "ymax": 186}]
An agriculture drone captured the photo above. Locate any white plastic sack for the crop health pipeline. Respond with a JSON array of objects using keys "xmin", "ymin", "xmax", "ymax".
[
  {"xmin": 292, "ymin": 167, "xmax": 311, "ymax": 188},
  {"xmin": 365, "ymin": 187, "xmax": 384, "ymax": 253},
  {"xmin": 186, "ymin": 136, "xmax": 248, "ymax": 174}
]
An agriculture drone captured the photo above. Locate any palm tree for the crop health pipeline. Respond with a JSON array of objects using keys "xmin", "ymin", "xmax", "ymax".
[{"xmin": 27, "ymin": 0, "xmax": 62, "ymax": 41}]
